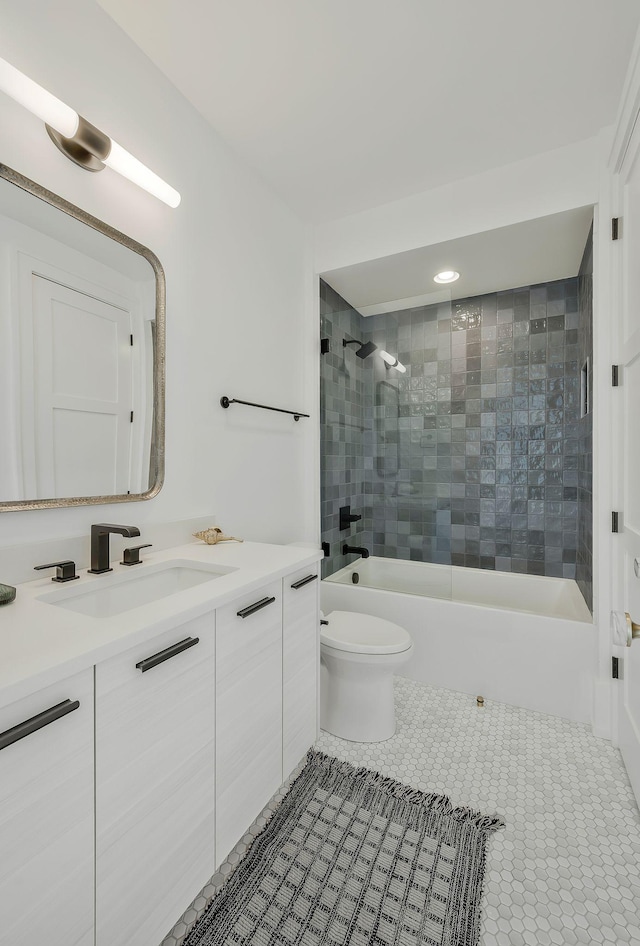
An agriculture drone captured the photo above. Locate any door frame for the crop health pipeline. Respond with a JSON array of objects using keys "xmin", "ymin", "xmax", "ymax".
[{"xmin": 599, "ymin": 31, "xmax": 640, "ymax": 746}]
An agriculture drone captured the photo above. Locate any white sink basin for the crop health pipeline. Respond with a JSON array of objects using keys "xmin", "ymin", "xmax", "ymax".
[{"xmin": 38, "ymin": 559, "xmax": 236, "ymax": 618}]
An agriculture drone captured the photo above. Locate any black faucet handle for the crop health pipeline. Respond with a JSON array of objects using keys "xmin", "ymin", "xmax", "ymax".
[
  {"xmin": 339, "ymin": 504, "xmax": 363, "ymax": 531},
  {"xmin": 34, "ymin": 560, "xmax": 79, "ymax": 583},
  {"xmin": 121, "ymin": 544, "xmax": 152, "ymax": 566}
]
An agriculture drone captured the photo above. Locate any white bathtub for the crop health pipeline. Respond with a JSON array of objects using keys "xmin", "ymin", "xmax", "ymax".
[{"xmin": 322, "ymin": 557, "xmax": 594, "ymax": 724}]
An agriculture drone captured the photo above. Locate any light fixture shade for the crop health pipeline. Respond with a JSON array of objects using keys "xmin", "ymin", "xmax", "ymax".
[
  {"xmin": 104, "ymin": 140, "xmax": 181, "ymax": 208},
  {"xmin": 379, "ymin": 350, "xmax": 407, "ymax": 373},
  {"xmin": 0, "ymin": 57, "xmax": 78, "ymax": 138},
  {"xmin": 0, "ymin": 55, "xmax": 180, "ymax": 209}
]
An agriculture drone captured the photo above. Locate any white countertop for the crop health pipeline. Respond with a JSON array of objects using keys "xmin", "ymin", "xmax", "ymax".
[{"xmin": 0, "ymin": 540, "xmax": 323, "ymax": 709}]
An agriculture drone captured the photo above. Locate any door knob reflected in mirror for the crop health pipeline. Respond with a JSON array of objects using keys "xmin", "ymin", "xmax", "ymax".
[{"xmin": 611, "ymin": 611, "xmax": 640, "ymax": 647}]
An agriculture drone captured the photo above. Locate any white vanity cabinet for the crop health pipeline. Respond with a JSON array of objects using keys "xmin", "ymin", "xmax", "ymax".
[
  {"xmin": 0, "ymin": 543, "xmax": 322, "ymax": 945},
  {"xmin": 95, "ymin": 613, "xmax": 215, "ymax": 946},
  {"xmin": 215, "ymin": 580, "xmax": 283, "ymax": 866},
  {"xmin": 0, "ymin": 669, "xmax": 94, "ymax": 946},
  {"xmin": 283, "ymin": 565, "xmax": 319, "ymax": 779}
]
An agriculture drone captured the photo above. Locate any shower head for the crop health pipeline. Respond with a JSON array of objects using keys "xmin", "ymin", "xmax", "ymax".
[
  {"xmin": 356, "ymin": 340, "xmax": 378, "ymax": 359},
  {"xmin": 343, "ymin": 338, "xmax": 378, "ymax": 359}
]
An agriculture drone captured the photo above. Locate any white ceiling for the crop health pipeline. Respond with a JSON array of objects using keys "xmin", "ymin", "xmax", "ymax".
[
  {"xmin": 98, "ymin": 0, "xmax": 640, "ymax": 224},
  {"xmin": 321, "ymin": 207, "xmax": 594, "ymax": 315}
]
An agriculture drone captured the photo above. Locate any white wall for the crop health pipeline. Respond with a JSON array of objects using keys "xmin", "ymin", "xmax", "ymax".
[
  {"xmin": 314, "ymin": 136, "xmax": 601, "ymax": 275},
  {"xmin": 0, "ymin": 0, "xmax": 318, "ymax": 552}
]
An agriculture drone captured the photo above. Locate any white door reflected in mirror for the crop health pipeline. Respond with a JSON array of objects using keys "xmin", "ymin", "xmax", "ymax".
[{"xmin": 28, "ymin": 277, "xmax": 136, "ymax": 499}]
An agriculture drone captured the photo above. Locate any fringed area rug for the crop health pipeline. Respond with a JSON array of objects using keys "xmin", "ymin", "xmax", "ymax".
[{"xmin": 183, "ymin": 750, "xmax": 504, "ymax": 946}]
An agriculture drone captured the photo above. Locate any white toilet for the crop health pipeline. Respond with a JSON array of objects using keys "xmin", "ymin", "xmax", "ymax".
[{"xmin": 320, "ymin": 610, "xmax": 413, "ymax": 743}]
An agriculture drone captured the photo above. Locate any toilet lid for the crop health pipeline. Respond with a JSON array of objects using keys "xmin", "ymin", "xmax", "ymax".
[{"xmin": 321, "ymin": 611, "xmax": 412, "ymax": 655}]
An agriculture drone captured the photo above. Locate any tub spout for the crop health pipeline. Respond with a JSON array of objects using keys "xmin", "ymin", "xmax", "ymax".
[{"xmin": 342, "ymin": 544, "xmax": 369, "ymax": 559}]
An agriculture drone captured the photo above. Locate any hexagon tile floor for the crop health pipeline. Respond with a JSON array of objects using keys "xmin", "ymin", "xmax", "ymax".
[{"xmin": 161, "ymin": 677, "xmax": 640, "ymax": 946}]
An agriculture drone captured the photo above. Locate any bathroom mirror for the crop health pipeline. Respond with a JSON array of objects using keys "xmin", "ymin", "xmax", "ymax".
[{"xmin": 0, "ymin": 164, "xmax": 165, "ymax": 511}]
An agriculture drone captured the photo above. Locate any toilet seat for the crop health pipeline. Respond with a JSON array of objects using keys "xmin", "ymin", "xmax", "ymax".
[{"xmin": 321, "ymin": 610, "xmax": 412, "ymax": 656}]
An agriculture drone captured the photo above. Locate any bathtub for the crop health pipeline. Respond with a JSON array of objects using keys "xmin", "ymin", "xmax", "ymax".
[{"xmin": 322, "ymin": 557, "xmax": 594, "ymax": 724}]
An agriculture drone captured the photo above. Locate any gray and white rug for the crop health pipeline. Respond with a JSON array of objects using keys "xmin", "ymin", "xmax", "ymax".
[{"xmin": 183, "ymin": 750, "xmax": 504, "ymax": 946}]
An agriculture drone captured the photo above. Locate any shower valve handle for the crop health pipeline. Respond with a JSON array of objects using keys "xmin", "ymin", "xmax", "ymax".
[{"xmin": 339, "ymin": 505, "xmax": 362, "ymax": 531}]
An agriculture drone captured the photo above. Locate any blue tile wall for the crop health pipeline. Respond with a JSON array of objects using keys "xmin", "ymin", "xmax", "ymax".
[{"xmin": 320, "ymin": 273, "xmax": 591, "ymax": 584}]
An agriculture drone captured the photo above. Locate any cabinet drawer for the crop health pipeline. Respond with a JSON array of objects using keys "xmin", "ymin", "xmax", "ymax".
[
  {"xmin": 0, "ymin": 669, "xmax": 94, "ymax": 946},
  {"xmin": 95, "ymin": 613, "xmax": 215, "ymax": 946},
  {"xmin": 216, "ymin": 580, "xmax": 282, "ymax": 865},
  {"xmin": 283, "ymin": 566, "xmax": 319, "ymax": 778}
]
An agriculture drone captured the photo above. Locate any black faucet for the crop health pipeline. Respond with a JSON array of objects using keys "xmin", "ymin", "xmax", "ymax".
[
  {"xmin": 89, "ymin": 523, "xmax": 141, "ymax": 574},
  {"xmin": 342, "ymin": 544, "xmax": 370, "ymax": 559}
]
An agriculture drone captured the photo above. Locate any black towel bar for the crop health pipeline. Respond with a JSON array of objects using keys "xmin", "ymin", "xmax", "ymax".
[{"xmin": 220, "ymin": 396, "xmax": 309, "ymax": 421}]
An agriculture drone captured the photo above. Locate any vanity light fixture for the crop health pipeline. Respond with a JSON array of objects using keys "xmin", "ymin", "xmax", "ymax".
[
  {"xmin": 433, "ymin": 270, "xmax": 460, "ymax": 284},
  {"xmin": 0, "ymin": 56, "xmax": 181, "ymax": 208},
  {"xmin": 379, "ymin": 350, "xmax": 407, "ymax": 373}
]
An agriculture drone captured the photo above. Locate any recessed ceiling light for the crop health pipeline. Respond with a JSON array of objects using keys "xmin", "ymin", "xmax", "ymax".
[{"xmin": 434, "ymin": 270, "xmax": 460, "ymax": 284}]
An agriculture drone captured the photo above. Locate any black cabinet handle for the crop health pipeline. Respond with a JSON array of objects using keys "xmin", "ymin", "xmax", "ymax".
[
  {"xmin": 136, "ymin": 637, "xmax": 199, "ymax": 673},
  {"xmin": 0, "ymin": 699, "xmax": 80, "ymax": 751},
  {"xmin": 290, "ymin": 574, "xmax": 318, "ymax": 590},
  {"xmin": 237, "ymin": 596, "xmax": 276, "ymax": 619}
]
